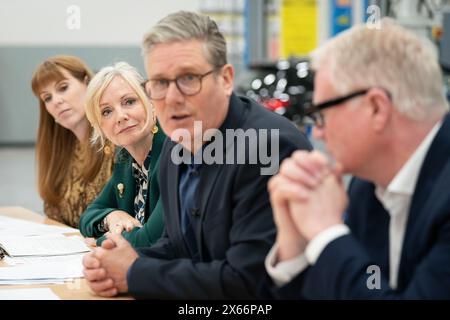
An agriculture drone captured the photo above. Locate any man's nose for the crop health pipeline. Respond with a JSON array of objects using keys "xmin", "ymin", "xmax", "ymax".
[{"xmin": 165, "ymin": 81, "xmax": 184, "ymax": 104}]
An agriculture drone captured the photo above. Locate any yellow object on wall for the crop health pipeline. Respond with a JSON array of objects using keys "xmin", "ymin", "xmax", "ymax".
[{"xmin": 281, "ymin": 0, "xmax": 318, "ymax": 58}]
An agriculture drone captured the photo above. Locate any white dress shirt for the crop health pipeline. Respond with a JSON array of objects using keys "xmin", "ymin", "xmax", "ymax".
[{"xmin": 266, "ymin": 121, "xmax": 442, "ymax": 289}]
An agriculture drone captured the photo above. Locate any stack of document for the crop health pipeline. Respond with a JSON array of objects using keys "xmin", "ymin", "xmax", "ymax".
[
  {"xmin": 0, "ymin": 234, "xmax": 90, "ymax": 257},
  {"xmin": 3, "ymin": 252, "xmax": 85, "ymax": 266},
  {"xmin": 0, "ymin": 254, "xmax": 84, "ymax": 285},
  {"xmin": 0, "ymin": 216, "xmax": 78, "ymax": 237},
  {"xmin": 0, "ymin": 216, "xmax": 90, "ymax": 285}
]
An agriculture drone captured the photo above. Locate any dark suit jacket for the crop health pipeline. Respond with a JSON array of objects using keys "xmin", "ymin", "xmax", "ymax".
[
  {"xmin": 275, "ymin": 113, "xmax": 450, "ymax": 299},
  {"xmin": 79, "ymin": 127, "xmax": 166, "ymax": 248},
  {"xmin": 127, "ymin": 93, "xmax": 312, "ymax": 299}
]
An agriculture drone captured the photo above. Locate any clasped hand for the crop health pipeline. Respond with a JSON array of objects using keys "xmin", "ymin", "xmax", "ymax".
[
  {"xmin": 268, "ymin": 150, "xmax": 348, "ymax": 261},
  {"xmin": 82, "ymin": 233, "xmax": 139, "ymax": 297}
]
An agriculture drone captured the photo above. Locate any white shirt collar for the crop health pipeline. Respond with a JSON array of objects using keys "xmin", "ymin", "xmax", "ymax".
[
  {"xmin": 375, "ymin": 121, "xmax": 442, "ymax": 209},
  {"xmin": 374, "ymin": 120, "xmax": 442, "ymax": 289}
]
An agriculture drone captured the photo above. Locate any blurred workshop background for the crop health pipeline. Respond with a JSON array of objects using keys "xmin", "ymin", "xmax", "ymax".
[{"xmin": 0, "ymin": 0, "xmax": 449, "ymax": 213}]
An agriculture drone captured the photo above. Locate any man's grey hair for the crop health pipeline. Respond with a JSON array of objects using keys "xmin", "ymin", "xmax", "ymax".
[
  {"xmin": 142, "ymin": 11, "xmax": 227, "ymax": 68},
  {"xmin": 310, "ymin": 18, "xmax": 449, "ymax": 121}
]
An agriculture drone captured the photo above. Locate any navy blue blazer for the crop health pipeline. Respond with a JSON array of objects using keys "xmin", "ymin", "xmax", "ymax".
[
  {"xmin": 126, "ymin": 93, "xmax": 312, "ymax": 299},
  {"xmin": 275, "ymin": 113, "xmax": 450, "ymax": 299}
]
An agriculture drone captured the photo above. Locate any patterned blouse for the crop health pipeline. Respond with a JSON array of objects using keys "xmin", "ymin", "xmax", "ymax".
[
  {"xmin": 44, "ymin": 141, "xmax": 114, "ymax": 228},
  {"xmin": 132, "ymin": 153, "xmax": 152, "ymax": 224}
]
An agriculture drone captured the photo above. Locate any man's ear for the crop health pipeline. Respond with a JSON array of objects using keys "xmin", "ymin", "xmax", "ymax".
[
  {"xmin": 368, "ymin": 88, "xmax": 392, "ymax": 132},
  {"xmin": 220, "ymin": 64, "xmax": 234, "ymax": 96}
]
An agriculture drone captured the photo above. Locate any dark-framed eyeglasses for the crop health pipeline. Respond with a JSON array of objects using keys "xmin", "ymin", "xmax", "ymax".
[
  {"xmin": 304, "ymin": 89, "xmax": 376, "ymax": 128},
  {"xmin": 143, "ymin": 68, "xmax": 218, "ymax": 100}
]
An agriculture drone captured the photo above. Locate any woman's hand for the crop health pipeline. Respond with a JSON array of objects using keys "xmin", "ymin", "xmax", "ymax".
[
  {"xmin": 84, "ymin": 237, "xmax": 97, "ymax": 247},
  {"xmin": 105, "ymin": 210, "xmax": 143, "ymax": 234}
]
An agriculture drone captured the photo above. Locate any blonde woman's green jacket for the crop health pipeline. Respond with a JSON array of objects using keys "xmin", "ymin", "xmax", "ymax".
[{"xmin": 79, "ymin": 128, "xmax": 166, "ymax": 247}]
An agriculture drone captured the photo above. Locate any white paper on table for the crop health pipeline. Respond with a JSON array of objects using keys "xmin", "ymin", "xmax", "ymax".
[
  {"xmin": 0, "ymin": 258, "xmax": 84, "ymax": 281},
  {"xmin": 0, "ymin": 234, "xmax": 90, "ymax": 257},
  {"xmin": 0, "ymin": 279, "xmax": 68, "ymax": 285},
  {"xmin": 0, "ymin": 288, "xmax": 60, "ymax": 300},
  {"xmin": 0, "ymin": 216, "xmax": 78, "ymax": 237},
  {"xmin": 3, "ymin": 252, "xmax": 86, "ymax": 266}
]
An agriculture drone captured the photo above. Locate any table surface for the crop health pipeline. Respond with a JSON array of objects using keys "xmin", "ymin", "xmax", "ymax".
[{"xmin": 0, "ymin": 206, "xmax": 131, "ymax": 300}]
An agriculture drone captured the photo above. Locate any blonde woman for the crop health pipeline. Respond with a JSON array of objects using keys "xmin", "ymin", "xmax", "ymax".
[
  {"xmin": 79, "ymin": 62, "xmax": 165, "ymax": 247},
  {"xmin": 31, "ymin": 55, "xmax": 114, "ymax": 227}
]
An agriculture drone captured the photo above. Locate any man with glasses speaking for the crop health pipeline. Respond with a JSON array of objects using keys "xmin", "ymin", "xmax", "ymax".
[
  {"xmin": 82, "ymin": 11, "xmax": 311, "ymax": 299},
  {"xmin": 266, "ymin": 18, "xmax": 450, "ymax": 299}
]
